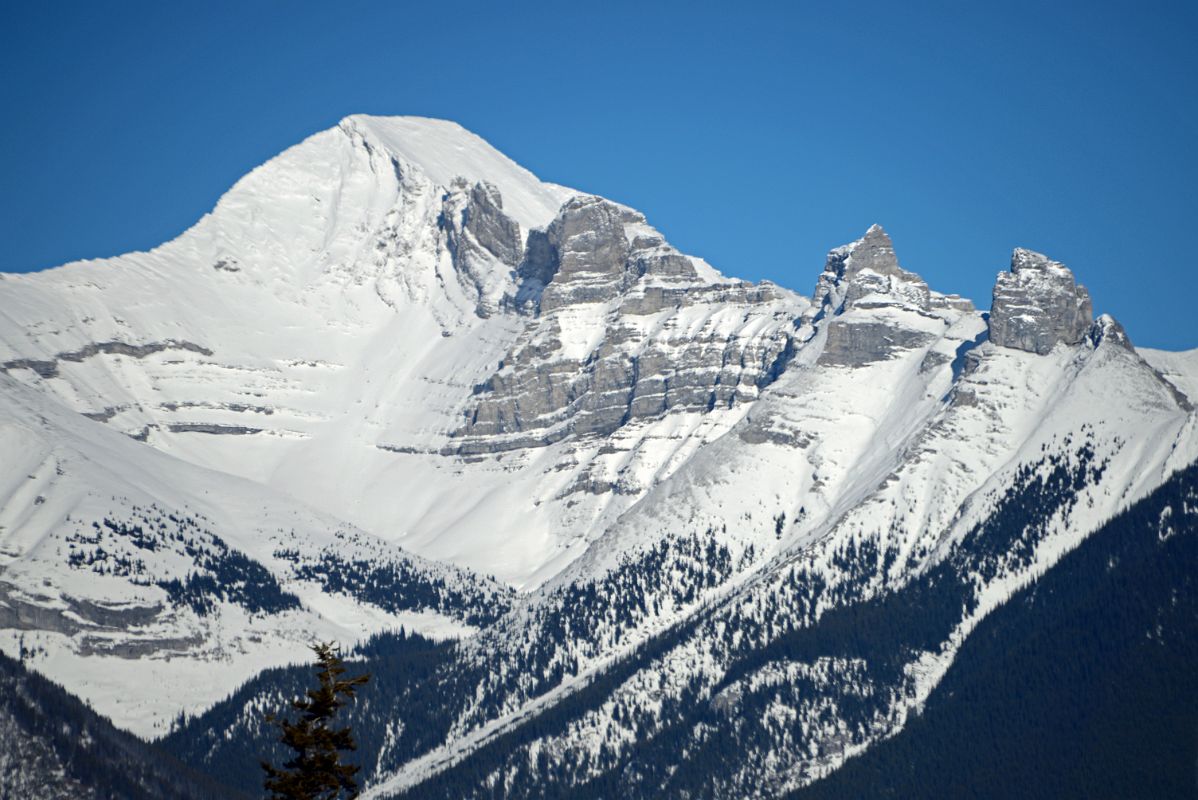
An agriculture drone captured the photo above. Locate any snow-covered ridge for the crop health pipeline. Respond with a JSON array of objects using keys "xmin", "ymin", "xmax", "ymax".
[{"xmin": 340, "ymin": 115, "xmax": 574, "ymax": 229}]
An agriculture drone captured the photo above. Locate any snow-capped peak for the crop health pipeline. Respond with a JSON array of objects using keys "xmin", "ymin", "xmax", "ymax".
[{"xmin": 338, "ymin": 115, "xmax": 574, "ymax": 229}]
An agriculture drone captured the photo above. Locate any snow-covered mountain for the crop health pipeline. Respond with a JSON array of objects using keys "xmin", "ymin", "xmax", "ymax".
[{"xmin": 1, "ymin": 115, "xmax": 1194, "ymax": 795}]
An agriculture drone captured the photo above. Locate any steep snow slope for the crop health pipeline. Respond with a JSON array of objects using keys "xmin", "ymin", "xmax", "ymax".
[
  {"xmin": 344, "ymin": 116, "xmax": 574, "ymax": 228},
  {"xmin": 0, "ymin": 370, "xmax": 510, "ymax": 736},
  {"xmin": 1140, "ymin": 346, "xmax": 1198, "ymax": 407}
]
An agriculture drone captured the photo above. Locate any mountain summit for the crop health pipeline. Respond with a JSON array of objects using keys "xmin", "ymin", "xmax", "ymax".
[{"xmin": 0, "ymin": 117, "xmax": 1194, "ymax": 797}]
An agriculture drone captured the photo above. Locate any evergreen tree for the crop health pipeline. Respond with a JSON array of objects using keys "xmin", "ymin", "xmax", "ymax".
[{"xmin": 261, "ymin": 642, "xmax": 371, "ymax": 799}]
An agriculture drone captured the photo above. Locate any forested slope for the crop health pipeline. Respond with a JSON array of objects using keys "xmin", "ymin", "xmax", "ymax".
[{"xmin": 792, "ymin": 460, "xmax": 1198, "ymax": 800}]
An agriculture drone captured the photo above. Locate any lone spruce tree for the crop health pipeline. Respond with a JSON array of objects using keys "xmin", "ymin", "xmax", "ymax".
[{"xmin": 262, "ymin": 642, "xmax": 371, "ymax": 799}]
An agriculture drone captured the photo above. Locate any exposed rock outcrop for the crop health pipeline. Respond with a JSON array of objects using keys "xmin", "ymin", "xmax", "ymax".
[
  {"xmin": 538, "ymin": 196, "xmax": 633, "ymax": 312},
  {"xmin": 166, "ymin": 423, "xmax": 263, "ymax": 435},
  {"xmin": 819, "ymin": 320, "xmax": 938, "ymax": 368},
  {"xmin": 0, "ymin": 340, "xmax": 213, "ymax": 381},
  {"xmin": 441, "ymin": 180, "xmax": 524, "ymax": 316},
  {"xmin": 812, "ymin": 224, "xmax": 931, "ymax": 313},
  {"xmin": 989, "ymin": 248, "xmax": 1092, "ymax": 355},
  {"xmin": 811, "ymin": 226, "xmax": 958, "ymax": 367},
  {"xmin": 450, "ymin": 197, "xmax": 804, "ymax": 453},
  {"xmin": 0, "ymin": 582, "xmax": 163, "ymax": 637},
  {"xmin": 464, "ymin": 182, "xmax": 522, "ymax": 266}
]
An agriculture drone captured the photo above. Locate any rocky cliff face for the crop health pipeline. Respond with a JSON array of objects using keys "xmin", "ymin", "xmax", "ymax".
[
  {"xmin": 989, "ymin": 248, "xmax": 1093, "ymax": 354},
  {"xmin": 441, "ymin": 180, "xmax": 525, "ymax": 316},
  {"xmin": 450, "ymin": 194, "xmax": 806, "ymax": 453},
  {"xmin": 808, "ymin": 225, "xmax": 971, "ymax": 368},
  {"xmin": 812, "ymin": 224, "xmax": 932, "ymax": 313}
]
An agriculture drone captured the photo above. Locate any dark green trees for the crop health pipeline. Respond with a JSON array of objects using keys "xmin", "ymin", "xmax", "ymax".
[{"xmin": 262, "ymin": 643, "xmax": 371, "ymax": 800}]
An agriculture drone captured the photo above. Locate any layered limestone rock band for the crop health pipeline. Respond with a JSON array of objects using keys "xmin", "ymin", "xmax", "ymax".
[
  {"xmin": 450, "ymin": 188, "xmax": 797, "ymax": 452},
  {"xmin": 435, "ymin": 179, "xmax": 1130, "ymax": 453}
]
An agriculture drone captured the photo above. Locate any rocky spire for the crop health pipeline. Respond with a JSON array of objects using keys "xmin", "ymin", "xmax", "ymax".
[
  {"xmin": 811, "ymin": 225, "xmax": 931, "ymax": 313},
  {"xmin": 808, "ymin": 226, "xmax": 965, "ymax": 368},
  {"xmin": 988, "ymin": 248, "xmax": 1093, "ymax": 355}
]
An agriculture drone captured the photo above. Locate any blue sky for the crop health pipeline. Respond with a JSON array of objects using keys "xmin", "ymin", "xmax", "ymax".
[{"xmin": 2, "ymin": 0, "xmax": 1195, "ymax": 348}]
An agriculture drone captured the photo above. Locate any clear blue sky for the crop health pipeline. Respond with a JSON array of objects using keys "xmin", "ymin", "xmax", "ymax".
[{"xmin": 2, "ymin": 1, "xmax": 1195, "ymax": 348}]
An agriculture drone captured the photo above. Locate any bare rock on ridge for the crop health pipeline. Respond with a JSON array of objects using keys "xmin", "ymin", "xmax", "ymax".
[
  {"xmin": 989, "ymin": 248, "xmax": 1093, "ymax": 355},
  {"xmin": 812, "ymin": 225, "xmax": 948, "ymax": 367},
  {"xmin": 812, "ymin": 224, "xmax": 932, "ymax": 313}
]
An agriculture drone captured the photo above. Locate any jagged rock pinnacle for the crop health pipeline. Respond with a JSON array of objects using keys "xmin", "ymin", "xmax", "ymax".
[
  {"xmin": 989, "ymin": 248, "xmax": 1093, "ymax": 355},
  {"xmin": 812, "ymin": 225, "xmax": 930, "ymax": 314}
]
